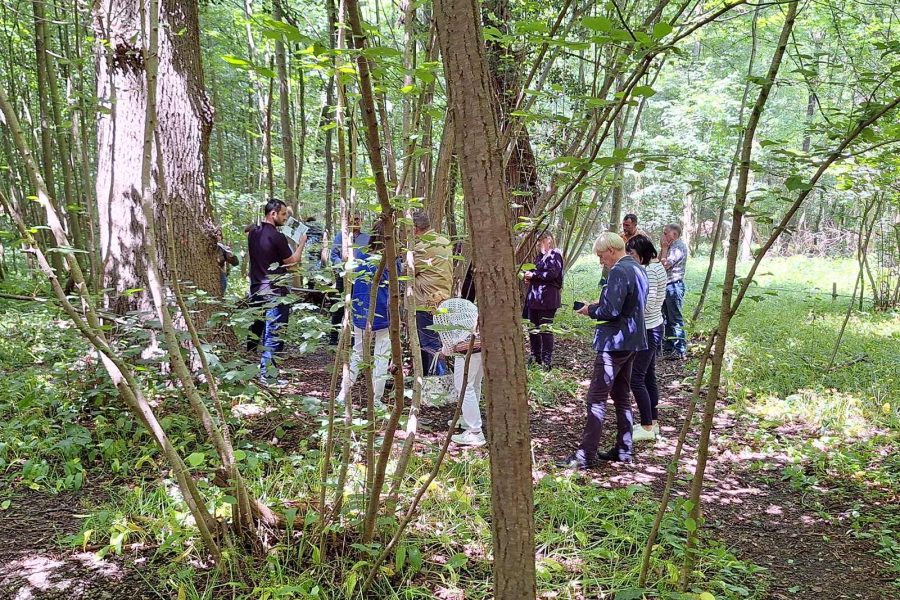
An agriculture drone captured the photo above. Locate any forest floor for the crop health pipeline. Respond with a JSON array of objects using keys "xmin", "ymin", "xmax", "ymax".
[
  {"xmin": 0, "ymin": 487, "xmax": 158, "ymax": 599},
  {"xmin": 2, "ymin": 335, "xmax": 896, "ymax": 599}
]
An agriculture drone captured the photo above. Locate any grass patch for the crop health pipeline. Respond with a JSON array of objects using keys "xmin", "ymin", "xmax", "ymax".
[{"xmin": 71, "ymin": 451, "xmax": 766, "ymax": 600}]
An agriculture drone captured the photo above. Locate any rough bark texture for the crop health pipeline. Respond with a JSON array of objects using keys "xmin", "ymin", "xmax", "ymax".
[
  {"xmin": 94, "ymin": 0, "xmax": 221, "ymax": 315},
  {"xmin": 273, "ymin": 0, "xmax": 297, "ymax": 209},
  {"xmin": 434, "ymin": 0, "xmax": 536, "ymax": 597}
]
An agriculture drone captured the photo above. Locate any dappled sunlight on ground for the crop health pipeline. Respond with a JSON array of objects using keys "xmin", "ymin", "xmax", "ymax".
[{"xmin": 0, "ymin": 552, "xmax": 124, "ymax": 600}]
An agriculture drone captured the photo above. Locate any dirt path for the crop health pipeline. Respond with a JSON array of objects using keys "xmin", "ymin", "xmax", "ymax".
[{"xmin": 0, "ymin": 488, "xmax": 159, "ymax": 600}]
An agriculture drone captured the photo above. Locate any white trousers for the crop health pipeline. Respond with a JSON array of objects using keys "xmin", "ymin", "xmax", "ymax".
[
  {"xmin": 337, "ymin": 326, "xmax": 391, "ymax": 405},
  {"xmin": 454, "ymin": 352, "xmax": 484, "ymax": 433}
]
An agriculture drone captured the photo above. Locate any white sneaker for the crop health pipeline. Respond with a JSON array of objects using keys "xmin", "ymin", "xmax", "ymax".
[
  {"xmin": 652, "ymin": 423, "xmax": 661, "ymax": 437},
  {"xmin": 632, "ymin": 426, "xmax": 656, "ymax": 442},
  {"xmin": 451, "ymin": 430, "xmax": 486, "ymax": 447}
]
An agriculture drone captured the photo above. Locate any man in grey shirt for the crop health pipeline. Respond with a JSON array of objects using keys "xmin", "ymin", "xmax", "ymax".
[{"xmin": 661, "ymin": 223, "xmax": 688, "ymax": 359}]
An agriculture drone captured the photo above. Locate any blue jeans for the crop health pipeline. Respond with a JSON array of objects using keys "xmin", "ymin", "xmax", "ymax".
[
  {"xmin": 416, "ymin": 310, "xmax": 447, "ymax": 376},
  {"xmin": 260, "ymin": 302, "xmax": 290, "ymax": 376},
  {"xmin": 662, "ymin": 280, "xmax": 686, "ymax": 357}
]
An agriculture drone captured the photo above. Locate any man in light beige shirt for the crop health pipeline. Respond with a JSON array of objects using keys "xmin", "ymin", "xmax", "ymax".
[
  {"xmin": 411, "ymin": 211, "xmax": 453, "ymax": 375},
  {"xmin": 620, "ymin": 213, "xmax": 648, "ymax": 244}
]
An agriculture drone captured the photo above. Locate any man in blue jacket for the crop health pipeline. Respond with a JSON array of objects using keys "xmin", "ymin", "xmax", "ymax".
[
  {"xmin": 558, "ymin": 232, "xmax": 648, "ymax": 468},
  {"xmin": 328, "ymin": 214, "xmax": 370, "ymax": 345}
]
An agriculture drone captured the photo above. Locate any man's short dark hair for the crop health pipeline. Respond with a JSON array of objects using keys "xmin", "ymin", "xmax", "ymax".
[
  {"xmin": 412, "ymin": 211, "xmax": 431, "ymax": 231},
  {"xmin": 665, "ymin": 223, "xmax": 683, "ymax": 237},
  {"xmin": 264, "ymin": 198, "xmax": 286, "ymax": 216},
  {"xmin": 624, "ymin": 213, "xmax": 638, "ymax": 223}
]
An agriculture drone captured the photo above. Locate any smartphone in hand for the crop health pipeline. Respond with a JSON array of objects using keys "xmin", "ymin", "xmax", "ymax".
[{"xmin": 573, "ymin": 301, "xmax": 586, "ymax": 311}]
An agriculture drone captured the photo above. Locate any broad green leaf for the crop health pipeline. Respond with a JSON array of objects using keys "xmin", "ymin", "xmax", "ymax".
[
  {"xmin": 784, "ymin": 175, "xmax": 812, "ymax": 192},
  {"xmin": 186, "ymin": 452, "xmax": 206, "ymax": 467},
  {"xmin": 684, "ymin": 517, "xmax": 697, "ymax": 532},
  {"xmin": 582, "ymin": 16, "xmax": 614, "ymax": 32},
  {"xmin": 632, "ymin": 85, "xmax": 656, "ymax": 97},
  {"xmin": 652, "ymin": 22, "xmax": 673, "ymax": 39}
]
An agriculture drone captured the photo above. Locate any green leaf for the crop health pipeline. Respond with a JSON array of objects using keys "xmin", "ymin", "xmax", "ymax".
[
  {"xmin": 408, "ymin": 546, "xmax": 423, "ymax": 572},
  {"xmin": 221, "ymin": 55, "xmax": 250, "ymax": 67},
  {"xmin": 252, "ymin": 65, "xmax": 276, "ymax": 79},
  {"xmin": 784, "ymin": 175, "xmax": 812, "ymax": 192},
  {"xmin": 699, "ymin": 593, "xmax": 716, "ymax": 600},
  {"xmin": 515, "ymin": 20, "xmax": 549, "ymax": 35},
  {"xmin": 233, "ymin": 449, "xmax": 247, "ymax": 461},
  {"xmin": 482, "ymin": 26, "xmax": 506, "ymax": 42},
  {"xmin": 652, "ymin": 22, "xmax": 673, "ymax": 39},
  {"xmin": 344, "ymin": 571, "xmax": 357, "ymax": 597},
  {"xmin": 633, "ymin": 161, "xmax": 646, "ymax": 172},
  {"xmin": 582, "ymin": 16, "xmax": 614, "ymax": 32},
  {"xmin": 614, "ymin": 589, "xmax": 646, "ymax": 600},
  {"xmin": 414, "ymin": 67, "xmax": 435, "ymax": 83},
  {"xmin": 632, "ymin": 85, "xmax": 656, "ymax": 98},
  {"xmin": 363, "ymin": 46, "xmax": 402, "ymax": 59},
  {"xmin": 0, "ymin": 500, "xmax": 10, "ymax": 510},
  {"xmin": 186, "ymin": 452, "xmax": 206, "ymax": 467},
  {"xmin": 684, "ymin": 517, "xmax": 697, "ymax": 532},
  {"xmin": 446, "ymin": 553, "xmax": 468, "ymax": 569},
  {"xmin": 395, "ymin": 545, "xmax": 407, "ymax": 571}
]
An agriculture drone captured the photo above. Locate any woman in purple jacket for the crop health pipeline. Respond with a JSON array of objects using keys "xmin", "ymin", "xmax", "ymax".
[{"xmin": 524, "ymin": 231, "xmax": 564, "ymax": 371}]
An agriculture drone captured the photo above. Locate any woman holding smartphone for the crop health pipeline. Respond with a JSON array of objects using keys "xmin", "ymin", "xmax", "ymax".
[{"xmin": 524, "ymin": 231, "xmax": 564, "ymax": 371}]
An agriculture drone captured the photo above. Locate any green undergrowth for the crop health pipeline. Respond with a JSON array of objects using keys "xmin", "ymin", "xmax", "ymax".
[
  {"xmin": 687, "ymin": 256, "xmax": 900, "ymax": 587},
  {"xmin": 68, "ymin": 450, "xmax": 765, "ymax": 600}
]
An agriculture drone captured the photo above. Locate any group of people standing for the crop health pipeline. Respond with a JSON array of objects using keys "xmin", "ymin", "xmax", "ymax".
[
  {"xmin": 557, "ymin": 214, "xmax": 688, "ymax": 468},
  {"xmin": 243, "ymin": 199, "xmax": 689, "ymax": 461}
]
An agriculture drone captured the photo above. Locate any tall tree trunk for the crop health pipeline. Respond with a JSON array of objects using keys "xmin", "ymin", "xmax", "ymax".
[
  {"xmin": 323, "ymin": 0, "xmax": 338, "ymax": 236},
  {"xmin": 682, "ymin": 190, "xmax": 694, "ymax": 249},
  {"xmin": 608, "ymin": 97, "xmax": 625, "ymax": 232},
  {"xmin": 94, "ymin": 0, "xmax": 222, "ymax": 315},
  {"xmin": 273, "ymin": 0, "xmax": 297, "ymax": 209},
  {"xmin": 434, "ymin": 1, "xmax": 536, "ymax": 598},
  {"xmin": 32, "ymin": 0, "xmax": 67, "ymax": 277}
]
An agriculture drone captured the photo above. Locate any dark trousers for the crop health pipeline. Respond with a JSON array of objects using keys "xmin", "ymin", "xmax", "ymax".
[
  {"xmin": 528, "ymin": 308, "xmax": 557, "ymax": 365},
  {"xmin": 662, "ymin": 280, "xmax": 686, "ymax": 356},
  {"xmin": 578, "ymin": 351, "xmax": 635, "ymax": 460},
  {"xmin": 416, "ymin": 310, "xmax": 446, "ymax": 376},
  {"xmin": 329, "ymin": 276, "xmax": 345, "ymax": 345},
  {"xmin": 631, "ymin": 324, "xmax": 662, "ymax": 426}
]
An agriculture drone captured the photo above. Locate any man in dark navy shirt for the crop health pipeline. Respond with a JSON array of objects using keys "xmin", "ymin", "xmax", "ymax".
[
  {"xmin": 558, "ymin": 231, "xmax": 648, "ymax": 468},
  {"xmin": 247, "ymin": 199, "xmax": 307, "ymax": 381}
]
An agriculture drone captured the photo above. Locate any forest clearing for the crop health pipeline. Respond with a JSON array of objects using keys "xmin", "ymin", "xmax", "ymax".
[{"xmin": 0, "ymin": 0, "xmax": 898, "ymax": 598}]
